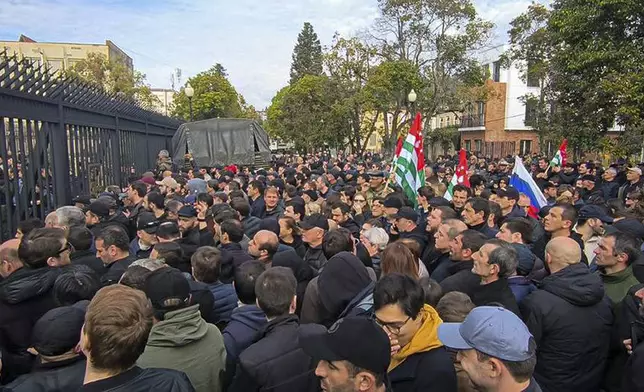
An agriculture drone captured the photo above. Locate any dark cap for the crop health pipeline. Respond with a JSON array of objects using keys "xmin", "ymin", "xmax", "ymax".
[
  {"xmin": 137, "ymin": 211, "xmax": 160, "ymax": 233},
  {"xmin": 32, "ymin": 306, "xmax": 85, "ymax": 356},
  {"xmin": 429, "ymin": 197, "xmax": 451, "ymax": 207},
  {"xmin": 156, "ymin": 221, "xmax": 181, "ymax": 238},
  {"xmin": 394, "ymin": 206, "xmax": 419, "ymax": 222},
  {"xmin": 89, "ymin": 200, "xmax": 111, "ymax": 217},
  {"xmin": 383, "ymin": 197, "xmax": 403, "ymax": 209},
  {"xmin": 72, "ymin": 194, "xmax": 92, "ymax": 206},
  {"xmin": 367, "ymin": 170, "xmax": 386, "ymax": 178},
  {"xmin": 144, "ymin": 268, "xmax": 190, "ymax": 311},
  {"xmin": 496, "ymin": 187, "xmax": 520, "ymax": 201},
  {"xmin": 177, "ymin": 205, "xmax": 197, "ymax": 218},
  {"xmin": 140, "ymin": 176, "xmax": 156, "ymax": 186},
  {"xmin": 300, "ymin": 316, "xmax": 391, "ymax": 375},
  {"xmin": 578, "ymin": 205, "xmax": 613, "ymax": 224},
  {"xmin": 299, "ymin": 213, "xmax": 329, "ymax": 231},
  {"xmin": 303, "ymin": 190, "xmax": 319, "ymax": 202}
]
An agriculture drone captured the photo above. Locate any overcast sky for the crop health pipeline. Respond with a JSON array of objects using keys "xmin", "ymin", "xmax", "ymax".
[{"xmin": 0, "ymin": 0, "xmax": 540, "ymax": 108}]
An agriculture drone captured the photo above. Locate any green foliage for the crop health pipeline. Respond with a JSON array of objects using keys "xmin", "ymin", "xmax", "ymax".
[
  {"xmin": 290, "ymin": 22, "xmax": 323, "ymax": 85},
  {"xmin": 171, "ymin": 65, "xmax": 243, "ymax": 121},
  {"xmin": 266, "ymin": 75, "xmax": 352, "ymax": 151},
  {"xmin": 64, "ymin": 53, "xmax": 160, "ymax": 109}
]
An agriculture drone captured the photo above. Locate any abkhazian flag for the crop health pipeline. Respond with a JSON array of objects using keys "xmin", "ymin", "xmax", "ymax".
[
  {"xmin": 394, "ymin": 113, "xmax": 425, "ymax": 206},
  {"xmin": 444, "ymin": 149, "xmax": 470, "ymax": 201},
  {"xmin": 549, "ymin": 139, "xmax": 568, "ymax": 168}
]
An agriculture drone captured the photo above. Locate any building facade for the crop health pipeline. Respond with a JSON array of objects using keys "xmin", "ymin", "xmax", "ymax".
[
  {"xmin": 459, "ymin": 45, "xmax": 541, "ymax": 158},
  {"xmin": 0, "ymin": 34, "xmax": 133, "ymax": 73},
  {"xmin": 150, "ymin": 88, "xmax": 175, "ymax": 116}
]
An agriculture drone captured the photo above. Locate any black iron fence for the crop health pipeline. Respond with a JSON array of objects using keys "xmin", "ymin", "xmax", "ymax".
[{"xmin": 0, "ymin": 50, "xmax": 182, "ymax": 239}]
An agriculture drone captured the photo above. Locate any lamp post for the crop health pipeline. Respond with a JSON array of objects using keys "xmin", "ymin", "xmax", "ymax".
[
  {"xmin": 185, "ymin": 83, "xmax": 194, "ymax": 122},
  {"xmin": 408, "ymin": 89, "xmax": 417, "ymax": 117}
]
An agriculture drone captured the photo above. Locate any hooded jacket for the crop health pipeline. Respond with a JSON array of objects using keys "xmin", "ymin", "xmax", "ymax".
[
  {"xmin": 222, "ymin": 304, "xmax": 267, "ymax": 385},
  {"xmin": 3, "ymin": 356, "xmax": 86, "ymax": 392},
  {"xmin": 205, "ymin": 281, "xmax": 238, "ymax": 328},
  {"xmin": 508, "ymin": 275, "xmax": 537, "ymax": 304},
  {"xmin": 0, "ymin": 267, "xmax": 58, "ymax": 383},
  {"xmin": 520, "ymin": 263, "xmax": 613, "ymax": 392},
  {"xmin": 600, "ymin": 265, "xmax": 641, "ymax": 304},
  {"xmin": 317, "ymin": 252, "xmax": 373, "ymax": 327},
  {"xmin": 70, "ymin": 249, "xmax": 106, "ymax": 277},
  {"xmin": 78, "ymin": 366, "xmax": 194, "ymax": 392},
  {"xmin": 388, "ymin": 305, "xmax": 457, "ymax": 392},
  {"xmin": 219, "ymin": 242, "xmax": 253, "ymax": 283},
  {"xmin": 340, "ymin": 218, "xmax": 361, "ymax": 238},
  {"xmin": 279, "ymin": 235, "xmax": 307, "ymax": 259},
  {"xmin": 512, "ymin": 243, "xmax": 539, "ymax": 276},
  {"xmin": 228, "ymin": 315, "xmax": 318, "ymax": 392},
  {"xmin": 303, "ymin": 244, "xmax": 327, "ymax": 275},
  {"xmin": 241, "ymin": 215, "xmax": 261, "ymax": 240},
  {"xmin": 137, "ymin": 304, "xmax": 226, "ymax": 392}
]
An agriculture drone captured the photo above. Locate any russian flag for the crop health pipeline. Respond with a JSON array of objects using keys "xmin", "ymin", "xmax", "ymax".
[{"xmin": 509, "ymin": 156, "xmax": 547, "ymax": 218}]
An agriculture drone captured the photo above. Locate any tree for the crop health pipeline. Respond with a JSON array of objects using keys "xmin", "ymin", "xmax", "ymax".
[
  {"xmin": 171, "ymin": 65, "xmax": 243, "ymax": 121},
  {"xmin": 266, "ymin": 75, "xmax": 352, "ymax": 151},
  {"xmin": 290, "ymin": 22, "xmax": 323, "ymax": 84},
  {"xmin": 64, "ymin": 53, "xmax": 160, "ymax": 109},
  {"xmin": 367, "ymin": 0, "xmax": 493, "ymax": 151},
  {"xmin": 547, "ymin": 0, "xmax": 644, "ymax": 150}
]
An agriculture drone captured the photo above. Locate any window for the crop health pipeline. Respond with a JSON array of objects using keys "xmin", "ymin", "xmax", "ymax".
[
  {"xmin": 520, "ymin": 140, "xmax": 532, "ymax": 155},
  {"xmin": 527, "ymin": 60, "xmax": 539, "ymax": 87},
  {"xmin": 446, "ymin": 117, "xmax": 451, "ymax": 126},
  {"xmin": 465, "ymin": 140, "xmax": 472, "ymax": 152},
  {"xmin": 474, "ymin": 139, "xmax": 482, "ymax": 153},
  {"xmin": 492, "ymin": 61, "xmax": 501, "ymax": 82},
  {"xmin": 524, "ymin": 100, "xmax": 537, "ymax": 127},
  {"xmin": 440, "ymin": 118, "xmax": 444, "ymax": 127}
]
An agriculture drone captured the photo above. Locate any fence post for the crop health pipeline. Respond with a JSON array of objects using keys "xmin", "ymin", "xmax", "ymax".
[
  {"xmin": 145, "ymin": 119, "xmax": 150, "ymax": 168},
  {"xmin": 52, "ymin": 99, "xmax": 71, "ymax": 206},
  {"xmin": 113, "ymin": 117, "xmax": 122, "ymax": 187}
]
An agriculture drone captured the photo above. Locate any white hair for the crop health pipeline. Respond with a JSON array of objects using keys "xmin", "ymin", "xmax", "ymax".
[
  {"xmin": 363, "ymin": 227, "xmax": 389, "ymax": 250},
  {"xmin": 130, "ymin": 258, "xmax": 167, "ymax": 271},
  {"xmin": 55, "ymin": 206, "xmax": 86, "ymax": 228}
]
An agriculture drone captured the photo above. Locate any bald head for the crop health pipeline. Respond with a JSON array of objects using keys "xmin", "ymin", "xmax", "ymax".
[
  {"xmin": 545, "ymin": 237, "xmax": 581, "ymax": 273},
  {"xmin": 0, "ymin": 238, "xmax": 21, "ymax": 252},
  {"xmin": 250, "ymin": 230, "xmax": 280, "ymax": 261}
]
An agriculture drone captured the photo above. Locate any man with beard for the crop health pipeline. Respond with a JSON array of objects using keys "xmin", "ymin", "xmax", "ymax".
[
  {"xmin": 331, "ymin": 202, "xmax": 361, "ymax": 238},
  {"xmin": 450, "ymin": 185, "xmax": 470, "ymax": 215},
  {"xmin": 430, "ymin": 219, "xmax": 468, "ymax": 283},
  {"xmin": 421, "ymin": 206, "xmax": 458, "ymax": 271}
]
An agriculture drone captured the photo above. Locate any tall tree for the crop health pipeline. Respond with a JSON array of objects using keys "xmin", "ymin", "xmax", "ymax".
[
  {"xmin": 171, "ymin": 65, "xmax": 243, "ymax": 121},
  {"xmin": 368, "ymin": 0, "xmax": 493, "ymax": 151},
  {"xmin": 289, "ymin": 22, "xmax": 323, "ymax": 85},
  {"xmin": 64, "ymin": 53, "xmax": 161, "ymax": 109}
]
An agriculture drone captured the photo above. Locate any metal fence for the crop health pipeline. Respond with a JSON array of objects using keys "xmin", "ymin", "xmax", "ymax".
[{"xmin": 0, "ymin": 50, "xmax": 182, "ymax": 239}]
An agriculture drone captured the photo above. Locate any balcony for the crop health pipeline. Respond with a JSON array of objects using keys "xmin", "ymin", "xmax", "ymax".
[{"xmin": 459, "ymin": 113, "xmax": 485, "ymax": 131}]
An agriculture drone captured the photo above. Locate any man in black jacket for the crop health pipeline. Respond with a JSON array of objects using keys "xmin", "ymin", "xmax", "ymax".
[
  {"xmin": 428, "ymin": 218, "xmax": 467, "ymax": 282},
  {"xmin": 0, "ymin": 242, "xmax": 58, "ymax": 383},
  {"xmin": 301, "ymin": 214, "xmax": 329, "ymax": 274},
  {"xmin": 393, "ymin": 206, "xmax": 428, "ymax": 255},
  {"xmin": 79, "ymin": 285, "xmax": 194, "ymax": 391},
  {"xmin": 471, "ymin": 239, "xmax": 521, "ymax": 316},
  {"xmin": 95, "ymin": 226, "xmax": 137, "ymax": 286},
  {"xmin": 520, "ymin": 236, "xmax": 613, "ymax": 392},
  {"xmin": 462, "ymin": 197, "xmax": 498, "ymax": 238},
  {"xmin": 229, "ymin": 267, "xmax": 318, "ymax": 392},
  {"xmin": 218, "ymin": 219, "xmax": 254, "ymax": 282},
  {"xmin": 331, "ymin": 202, "xmax": 361, "ymax": 238},
  {"xmin": 177, "ymin": 205, "xmax": 206, "ymax": 259},
  {"xmin": 533, "ymin": 203, "xmax": 588, "ymax": 265},
  {"xmin": 619, "ymin": 166, "xmax": 644, "ymax": 202},
  {"xmin": 3, "ymin": 306, "xmax": 87, "ymax": 392},
  {"xmin": 69, "ymin": 226, "xmax": 106, "ymax": 276},
  {"xmin": 129, "ymin": 212, "xmax": 159, "ymax": 260},
  {"xmin": 441, "ymin": 230, "xmax": 487, "ymax": 296}
]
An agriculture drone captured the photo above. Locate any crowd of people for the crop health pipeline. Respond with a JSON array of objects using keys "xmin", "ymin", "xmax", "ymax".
[{"xmin": 1, "ymin": 148, "xmax": 644, "ymax": 392}]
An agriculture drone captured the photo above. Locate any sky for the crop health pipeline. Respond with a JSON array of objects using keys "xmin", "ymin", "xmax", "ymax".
[{"xmin": 0, "ymin": 0, "xmax": 538, "ymax": 109}]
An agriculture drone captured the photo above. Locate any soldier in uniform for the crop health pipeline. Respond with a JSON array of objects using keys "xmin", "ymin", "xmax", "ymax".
[{"xmin": 366, "ymin": 171, "xmax": 393, "ymax": 207}]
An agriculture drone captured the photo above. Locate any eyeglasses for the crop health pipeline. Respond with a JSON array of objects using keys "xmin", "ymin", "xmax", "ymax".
[
  {"xmin": 54, "ymin": 242, "xmax": 73, "ymax": 256},
  {"xmin": 373, "ymin": 315, "xmax": 411, "ymax": 334}
]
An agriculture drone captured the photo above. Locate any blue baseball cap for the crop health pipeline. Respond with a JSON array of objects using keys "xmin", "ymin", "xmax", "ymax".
[{"xmin": 438, "ymin": 306, "xmax": 534, "ymax": 361}]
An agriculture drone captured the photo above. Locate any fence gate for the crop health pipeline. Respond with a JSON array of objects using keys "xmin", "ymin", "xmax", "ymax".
[{"xmin": 0, "ymin": 50, "xmax": 182, "ymax": 240}]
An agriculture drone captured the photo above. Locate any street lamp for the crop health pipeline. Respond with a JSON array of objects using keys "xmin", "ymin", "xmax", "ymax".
[
  {"xmin": 408, "ymin": 89, "xmax": 417, "ymax": 117},
  {"xmin": 185, "ymin": 83, "xmax": 194, "ymax": 122}
]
